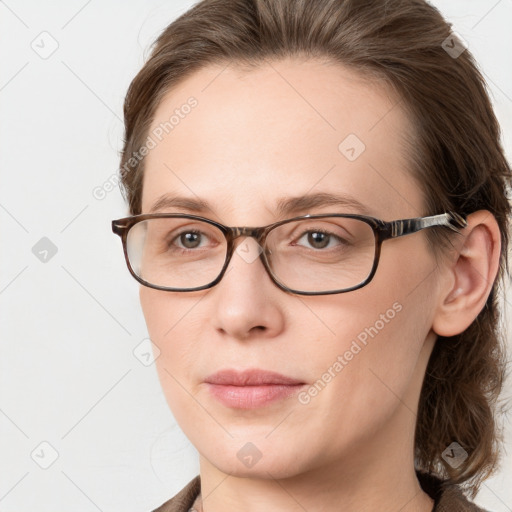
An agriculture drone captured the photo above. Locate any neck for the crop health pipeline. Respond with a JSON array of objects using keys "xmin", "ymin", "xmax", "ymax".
[{"xmin": 194, "ymin": 466, "xmax": 434, "ymax": 512}]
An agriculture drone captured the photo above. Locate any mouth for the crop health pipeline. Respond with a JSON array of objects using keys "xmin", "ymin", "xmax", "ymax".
[{"xmin": 204, "ymin": 369, "xmax": 306, "ymax": 409}]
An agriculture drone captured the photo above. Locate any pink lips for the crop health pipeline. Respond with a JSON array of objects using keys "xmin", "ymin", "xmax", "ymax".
[{"xmin": 204, "ymin": 369, "xmax": 306, "ymax": 409}]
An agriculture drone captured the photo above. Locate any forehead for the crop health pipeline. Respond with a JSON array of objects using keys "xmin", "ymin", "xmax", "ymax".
[{"xmin": 141, "ymin": 58, "xmax": 422, "ymax": 222}]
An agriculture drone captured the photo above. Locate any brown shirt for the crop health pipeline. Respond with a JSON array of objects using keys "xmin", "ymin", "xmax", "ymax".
[{"xmin": 152, "ymin": 471, "xmax": 490, "ymax": 512}]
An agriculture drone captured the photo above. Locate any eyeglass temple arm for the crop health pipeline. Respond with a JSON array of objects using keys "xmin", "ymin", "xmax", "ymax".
[{"xmin": 386, "ymin": 212, "xmax": 467, "ymax": 239}]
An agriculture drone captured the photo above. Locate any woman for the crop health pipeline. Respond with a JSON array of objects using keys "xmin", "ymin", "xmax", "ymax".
[{"xmin": 112, "ymin": 0, "xmax": 510, "ymax": 510}]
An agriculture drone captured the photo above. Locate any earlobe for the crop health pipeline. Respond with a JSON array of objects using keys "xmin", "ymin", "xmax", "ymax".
[{"xmin": 432, "ymin": 210, "xmax": 501, "ymax": 337}]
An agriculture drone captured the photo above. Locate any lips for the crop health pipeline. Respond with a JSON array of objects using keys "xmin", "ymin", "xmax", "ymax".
[
  {"xmin": 205, "ymin": 369, "xmax": 304, "ymax": 386},
  {"xmin": 204, "ymin": 369, "xmax": 306, "ymax": 409}
]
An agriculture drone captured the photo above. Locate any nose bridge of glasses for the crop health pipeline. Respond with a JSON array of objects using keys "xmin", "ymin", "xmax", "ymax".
[{"xmin": 231, "ymin": 226, "xmax": 266, "ymax": 244}]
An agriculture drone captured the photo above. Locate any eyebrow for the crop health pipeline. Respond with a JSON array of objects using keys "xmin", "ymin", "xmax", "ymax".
[{"xmin": 148, "ymin": 192, "xmax": 372, "ymax": 217}]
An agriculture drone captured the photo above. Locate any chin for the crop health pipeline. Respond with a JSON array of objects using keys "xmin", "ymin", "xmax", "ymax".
[
  {"xmin": 196, "ymin": 434, "xmax": 314, "ymax": 479},
  {"xmin": 208, "ymin": 454, "xmax": 305, "ymax": 480}
]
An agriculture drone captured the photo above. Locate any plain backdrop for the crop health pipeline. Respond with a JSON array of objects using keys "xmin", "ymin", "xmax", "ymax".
[{"xmin": 1, "ymin": 1, "xmax": 511, "ymax": 511}]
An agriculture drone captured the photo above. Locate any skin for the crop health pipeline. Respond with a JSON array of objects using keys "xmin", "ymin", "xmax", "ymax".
[{"xmin": 138, "ymin": 58, "xmax": 501, "ymax": 512}]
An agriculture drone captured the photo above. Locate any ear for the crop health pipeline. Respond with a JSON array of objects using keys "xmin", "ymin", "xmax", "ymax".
[{"xmin": 432, "ymin": 210, "xmax": 502, "ymax": 337}]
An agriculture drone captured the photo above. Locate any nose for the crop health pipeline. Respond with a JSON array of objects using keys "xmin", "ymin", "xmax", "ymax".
[{"xmin": 210, "ymin": 236, "xmax": 285, "ymax": 341}]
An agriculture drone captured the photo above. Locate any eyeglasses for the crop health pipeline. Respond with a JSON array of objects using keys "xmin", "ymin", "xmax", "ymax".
[{"xmin": 111, "ymin": 211, "xmax": 467, "ymax": 296}]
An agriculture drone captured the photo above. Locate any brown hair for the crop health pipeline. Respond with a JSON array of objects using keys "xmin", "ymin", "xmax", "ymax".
[{"xmin": 118, "ymin": 0, "xmax": 511, "ymax": 496}]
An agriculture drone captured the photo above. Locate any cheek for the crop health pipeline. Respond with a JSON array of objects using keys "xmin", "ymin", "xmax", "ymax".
[
  {"xmin": 139, "ymin": 286, "xmax": 201, "ymax": 389},
  {"xmin": 139, "ymin": 286, "xmax": 202, "ymax": 345},
  {"xmin": 306, "ymin": 249, "xmax": 438, "ymax": 415},
  {"xmin": 139, "ymin": 287, "xmax": 163, "ymax": 339}
]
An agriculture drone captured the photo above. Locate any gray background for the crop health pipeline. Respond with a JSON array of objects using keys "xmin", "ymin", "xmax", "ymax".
[{"xmin": 1, "ymin": 1, "xmax": 511, "ymax": 510}]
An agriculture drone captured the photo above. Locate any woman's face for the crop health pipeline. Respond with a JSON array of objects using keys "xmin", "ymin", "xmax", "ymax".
[{"xmin": 139, "ymin": 58, "xmax": 443, "ymax": 479}]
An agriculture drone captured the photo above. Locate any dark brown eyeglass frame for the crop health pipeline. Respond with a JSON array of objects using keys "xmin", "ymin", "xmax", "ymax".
[{"xmin": 112, "ymin": 211, "xmax": 467, "ymax": 296}]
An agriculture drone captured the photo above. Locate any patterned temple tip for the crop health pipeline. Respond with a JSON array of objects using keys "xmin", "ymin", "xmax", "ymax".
[{"xmin": 448, "ymin": 212, "xmax": 468, "ymax": 231}]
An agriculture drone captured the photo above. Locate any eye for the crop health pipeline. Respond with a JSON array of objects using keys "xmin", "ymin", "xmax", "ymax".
[
  {"xmin": 144, "ymin": 219, "xmax": 225, "ymax": 256},
  {"xmin": 295, "ymin": 229, "xmax": 347, "ymax": 250},
  {"xmin": 173, "ymin": 230, "xmax": 204, "ymax": 249},
  {"xmin": 170, "ymin": 229, "xmax": 214, "ymax": 250}
]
